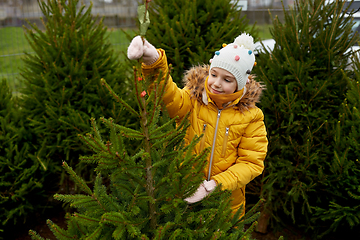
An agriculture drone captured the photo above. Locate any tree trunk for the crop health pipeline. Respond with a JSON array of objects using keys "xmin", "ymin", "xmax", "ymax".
[{"xmin": 256, "ymin": 209, "xmax": 270, "ymax": 233}]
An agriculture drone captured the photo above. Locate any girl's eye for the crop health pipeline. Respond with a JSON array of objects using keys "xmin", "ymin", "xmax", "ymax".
[
  {"xmin": 211, "ymin": 74, "xmax": 216, "ymax": 77},
  {"xmin": 225, "ymin": 79, "xmax": 230, "ymax": 82}
]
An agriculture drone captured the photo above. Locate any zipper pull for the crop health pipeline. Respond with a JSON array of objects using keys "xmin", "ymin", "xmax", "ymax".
[
  {"xmin": 221, "ymin": 127, "xmax": 229, "ymax": 157},
  {"xmin": 200, "ymin": 124, "xmax": 207, "ymax": 152}
]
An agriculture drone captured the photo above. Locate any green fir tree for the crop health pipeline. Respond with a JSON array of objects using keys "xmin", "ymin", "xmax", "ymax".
[
  {"xmin": 144, "ymin": 0, "xmax": 258, "ymax": 86},
  {"xmin": 0, "ymin": 80, "xmax": 55, "ymax": 238},
  {"xmin": 28, "ymin": 56, "xmax": 262, "ymax": 240},
  {"xmin": 252, "ymin": 0, "xmax": 360, "ymax": 237},
  {"xmin": 19, "ymin": 0, "xmax": 134, "ymax": 175},
  {"xmin": 311, "ymin": 53, "xmax": 360, "ymax": 238}
]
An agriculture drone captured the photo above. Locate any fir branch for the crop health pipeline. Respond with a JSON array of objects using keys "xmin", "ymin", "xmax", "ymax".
[
  {"xmin": 120, "ymin": 170, "xmax": 146, "ymax": 189},
  {"xmin": 90, "ymin": 117, "xmax": 103, "ymax": 142},
  {"xmin": 73, "ymin": 213, "xmax": 100, "ymax": 225},
  {"xmin": 85, "ymin": 225, "xmax": 103, "ymax": 240},
  {"xmin": 100, "ymin": 78, "xmax": 139, "ymax": 117},
  {"xmin": 92, "ymin": 175, "xmax": 110, "ymax": 212},
  {"xmin": 151, "ymin": 130, "xmax": 183, "ymax": 148},
  {"xmin": 111, "ymin": 163, "xmax": 145, "ymax": 178},
  {"xmin": 168, "ymin": 228, "xmax": 182, "ymax": 239},
  {"xmin": 101, "ymin": 212, "xmax": 128, "ymax": 225},
  {"xmin": 126, "ymin": 224, "xmax": 142, "ymax": 238},
  {"xmin": 57, "ymin": 113, "xmax": 85, "ymax": 133},
  {"xmin": 102, "ymin": 193, "xmax": 122, "ymax": 212},
  {"xmin": 113, "ymin": 226, "xmax": 126, "ymax": 240},
  {"xmin": 108, "ymin": 119, "xmax": 126, "ymax": 160},
  {"xmin": 95, "ymin": 156, "xmax": 121, "ymax": 171},
  {"xmin": 125, "ymin": 181, "xmax": 140, "ymax": 202},
  {"xmin": 239, "ymin": 199, "xmax": 264, "ymax": 225},
  {"xmin": 54, "ymin": 193, "xmax": 94, "ymax": 204},
  {"xmin": 101, "ymin": 117, "xmax": 144, "ymax": 139},
  {"xmin": 154, "ymin": 222, "xmax": 175, "ymax": 240},
  {"xmin": 130, "ymin": 149, "xmax": 146, "ymax": 163},
  {"xmin": 149, "ymin": 129, "xmax": 174, "ymax": 142},
  {"xmin": 68, "ymin": 197, "xmax": 102, "ymax": 210},
  {"xmin": 151, "ymin": 156, "xmax": 170, "ymax": 169},
  {"xmin": 28, "ymin": 230, "xmax": 45, "ymax": 240},
  {"xmin": 62, "ymin": 161, "xmax": 92, "ymax": 195},
  {"xmin": 112, "ymin": 182, "xmax": 138, "ymax": 196},
  {"xmin": 149, "ymin": 115, "xmax": 178, "ymax": 136},
  {"xmin": 47, "ymin": 219, "xmax": 76, "ymax": 239},
  {"xmin": 165, "ymin": 132, "xmax": 187, "ymax": 150},
  {"xmin": 145, "ymin": 89, "xmax": 159, "ymax": 128},
  {"xmin": 80, "ymin": 154, "xmax": 100, "ymax": 165},
  {"xmin": 348, "ymin": 190, "xmax": 360, "ymax": 200},
  {"xmin": 242, "ymin": 221, "xmax": 258, "ymax": 240},
  {"xmin": 86, "ymin": 132, "xmax": 108, "ymax": 151},
  {"xmin": 67, "ymin": 214, "xmax": 86, "ymax": 236},
  {"xmin": 78, "ymin": 133, "xmax": 105, "ymax": 153}
]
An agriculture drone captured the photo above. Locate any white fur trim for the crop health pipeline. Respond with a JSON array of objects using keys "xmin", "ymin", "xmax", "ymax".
[
  {"xmin": 240, "ymin": 86, "xmax": 247, "ymax": 100},
  {"xmin": 202, "ymin": 88, "xmax": 209, "ymax": 105}
]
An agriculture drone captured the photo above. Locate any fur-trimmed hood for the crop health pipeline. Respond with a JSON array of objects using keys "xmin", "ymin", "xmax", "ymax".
[{"xmin": 182, "ymin": 65, "xmax": 264, "ymax": 112}]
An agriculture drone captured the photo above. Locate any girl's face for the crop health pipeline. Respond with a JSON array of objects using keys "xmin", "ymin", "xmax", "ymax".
[{"xmin": 208, "ymin": 67, "xmax": 238, "ymax": 94}]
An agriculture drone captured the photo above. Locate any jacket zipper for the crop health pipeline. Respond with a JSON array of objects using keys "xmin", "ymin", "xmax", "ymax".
[
  {"xmin": 221, "ymin": 127, "xmax": 229, "ymax": 158},
  {"xmin": 207, "ymin": 109, "xmax": 222, "ymax": 181},
  {"xmin": 199, "ymin": 124, "xmax": 207, "ymax": 152}
]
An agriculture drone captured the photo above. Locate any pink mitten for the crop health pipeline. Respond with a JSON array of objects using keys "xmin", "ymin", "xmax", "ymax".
[
  {"xmin": 184, "ymin": 180, "xmax": 217, "ymax": 204},
  {"xmin": 127, "ymin": 36, "xmax": 159, "ymax": 65},
  {"xmin": 142, "ymin": 38, "xmax": 159, "ymax": 65},
  {"xmin": 127, "ymin": 36, "xmax": 144, "ymax": 60}
]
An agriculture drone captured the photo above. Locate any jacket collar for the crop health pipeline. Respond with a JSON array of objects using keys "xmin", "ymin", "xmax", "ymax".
[
  {"xmin": 202, "ymin": 77, "xmax": 247, "ymax": 109},
  {"xmin": 183, "ymin": 64, "xmax": 264, "ymax": 113}
]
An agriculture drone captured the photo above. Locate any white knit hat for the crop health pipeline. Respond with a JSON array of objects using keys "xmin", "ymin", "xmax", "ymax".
[{"xmin": 209, "ymin": 33, "xmax": 256, "ymax": 91}]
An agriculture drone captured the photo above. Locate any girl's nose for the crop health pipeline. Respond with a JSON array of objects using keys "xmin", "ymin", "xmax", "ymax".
[{"xmin": 213, "ymin": 78, "xmax": 221, "ymax": 87}]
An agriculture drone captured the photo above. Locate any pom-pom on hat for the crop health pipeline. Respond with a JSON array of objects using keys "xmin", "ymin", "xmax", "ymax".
[{"xmin": 209, "ymin": 33, "xmax": 256, "ymax": 91}]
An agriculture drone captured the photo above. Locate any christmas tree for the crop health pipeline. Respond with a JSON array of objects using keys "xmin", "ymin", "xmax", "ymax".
[
  {"xmin": 0, "ymin": 80, "xmax": 54, "ymax": 237},
  {"xmin": 252, "ymin": 0, "xmax": 360, "ymax": 237},
  {"xmin": 19, "ymin": 0, "xmax": 134, "ymax": 176},
  {"xmin": 28, "ymin": 2, "xmax": 263, "ymax": 239},
  {"xmin": 311, "ymin": 51, "xmax": 360, "ymax": 238}
]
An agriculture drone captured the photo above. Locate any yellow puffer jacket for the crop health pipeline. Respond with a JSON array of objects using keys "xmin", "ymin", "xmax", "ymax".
[{"xmin": 142, "ymin": 49, "xmax": 268, "ymax": 216}]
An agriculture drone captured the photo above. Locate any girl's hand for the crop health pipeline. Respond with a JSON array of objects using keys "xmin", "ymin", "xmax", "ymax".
[
  {"xmin": 184, "ymin": 180, "xmax": 217, "ymax": 204},
  {"xmin": 127, "ymin": 36, "xmax": 159, "ymax": 65}
]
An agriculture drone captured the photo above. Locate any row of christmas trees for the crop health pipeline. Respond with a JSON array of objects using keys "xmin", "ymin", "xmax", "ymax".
[{"xmin": 1, "ymin": 0, "xmax": 360, "ymax": 239}]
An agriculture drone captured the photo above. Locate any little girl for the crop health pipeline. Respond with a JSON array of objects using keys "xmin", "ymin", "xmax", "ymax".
[{"xmin": 127, "ymin": 33, "xmax": 268, "ymax": 217}]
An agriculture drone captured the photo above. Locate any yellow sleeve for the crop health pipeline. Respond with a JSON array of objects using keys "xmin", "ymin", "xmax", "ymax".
[
  {"xmin": 213, "ymin": 108, "xmax": 268, "ymax": 191},
  {"xmin": 142, "ymin": 49, "xmax": 193, "ymax": 119}
]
